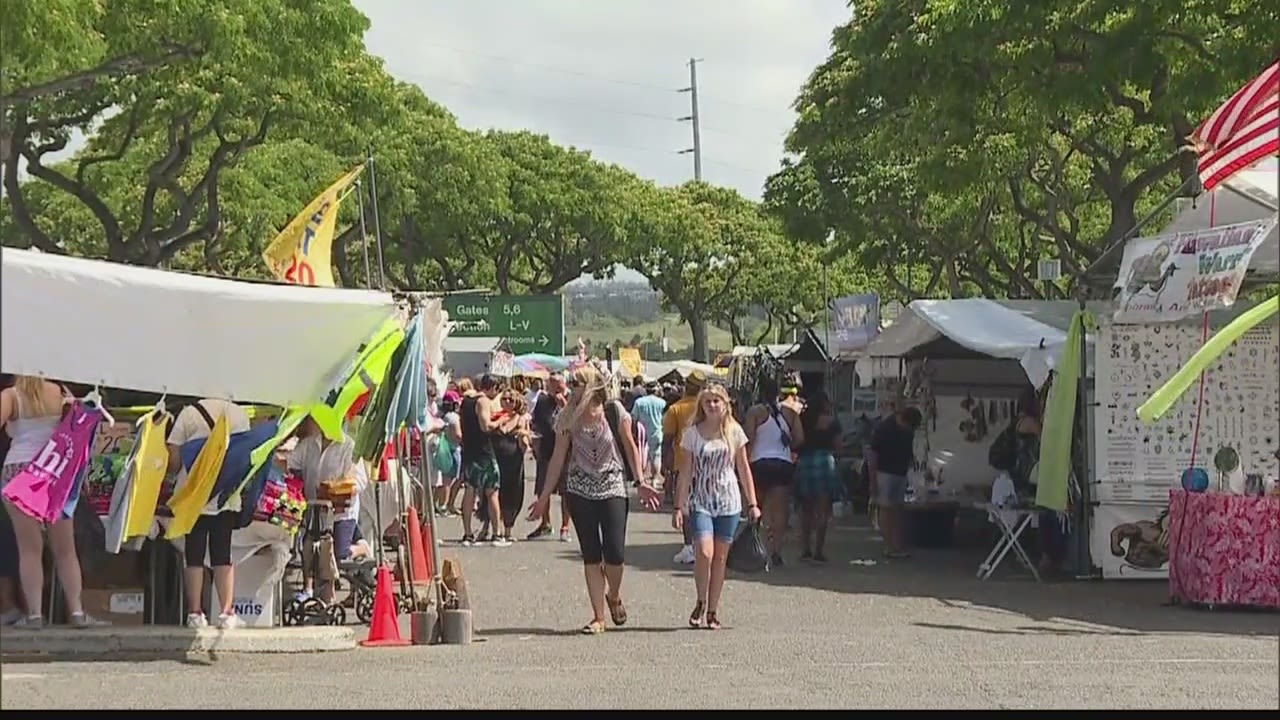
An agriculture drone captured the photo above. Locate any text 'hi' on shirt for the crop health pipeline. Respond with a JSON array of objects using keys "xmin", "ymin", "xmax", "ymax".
[{"xmin": 871, "ymin": 417, "xmax": 915, "ymax": 476}]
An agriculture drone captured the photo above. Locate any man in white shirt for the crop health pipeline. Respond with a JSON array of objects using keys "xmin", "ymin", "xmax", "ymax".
[{"xmin": 167, "ymin": 398, "xmax": 252, "ymax": 630}]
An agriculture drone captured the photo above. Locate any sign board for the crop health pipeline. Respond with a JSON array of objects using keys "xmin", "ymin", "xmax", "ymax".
[
  {"xmin": 1112, "ymin": 218, "xmax": 1276, "ymax": 323},
  {"xmin": 830, "ymin": 293, "xmax": 881, "ymax": 355},
  {"xmin": 446, "ymin": 294, "xmax": 565, "ymax": 355}
]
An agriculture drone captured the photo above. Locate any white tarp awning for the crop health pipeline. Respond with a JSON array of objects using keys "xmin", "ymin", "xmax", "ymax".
[
  {"xmin": 1158, "ymin": 161, "xmax": 1279, "ymax": 274},
  {"xmin": 864, "ymin": 299, "xmax": 1092, "ymax": 387},
  {"xmin": 1, "ymin": 248, "xmax": 398, "ymax": 406}
]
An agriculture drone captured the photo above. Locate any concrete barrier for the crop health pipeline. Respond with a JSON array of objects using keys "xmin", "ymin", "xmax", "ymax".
[{"xmin": 0, "ymin": 625, "xmax": 357, "ymax": 660}]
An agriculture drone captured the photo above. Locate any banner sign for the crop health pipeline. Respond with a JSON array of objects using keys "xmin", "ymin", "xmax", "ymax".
[
  {"xmin": 262, "ymin": 165, "xmax": 365, "ymax": 287},
  {"xmin": 1113, "ymin": 218, "xmax": 1276, "ymax": 323},
  {"xmin": 618, "ymin": 347, "xmax": 643, "ymax": 379},
  {"xmin": 489, "ymin": 350, "xmax": 515, "ymax": 378},
  {"xmin": 830, "ymin": 293, "xmax": 881, "ymax": 354}
]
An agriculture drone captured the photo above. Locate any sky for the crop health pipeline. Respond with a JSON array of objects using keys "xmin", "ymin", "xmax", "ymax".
[{"xmin": 354, "ymin": 0, "xmax": 851, "ymax": 283}]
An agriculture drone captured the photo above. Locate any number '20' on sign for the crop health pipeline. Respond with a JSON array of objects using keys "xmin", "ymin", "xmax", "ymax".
[{"xmin": 284, "ymin": 256, "xmax": 316, "ymax": 286}]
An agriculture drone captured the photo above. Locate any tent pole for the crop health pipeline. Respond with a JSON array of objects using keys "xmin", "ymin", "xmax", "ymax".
[
  {"xmin": 356, "ymin": 179, "xmax": 373, "ymax": 291},
  {"xmin": 367, "ymin": 149, "xmax": 389, "ymax": 291}
]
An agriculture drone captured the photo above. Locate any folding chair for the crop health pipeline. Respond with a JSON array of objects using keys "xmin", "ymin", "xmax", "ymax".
[{"xmin": 977, "ymin": 503, "xmax": 1041, "ymax": 581}]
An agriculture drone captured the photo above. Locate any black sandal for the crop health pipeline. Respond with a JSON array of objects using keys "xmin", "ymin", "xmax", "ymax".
[
  {"xmin": 606, "ymin": 595, "xmax": 628, "ymax": 626},
  {"xmin": 688, "ymin": 601, "xmax": 705, "ymax": 628},
  {"xmin": 705, "ymin": 611, "xmax": 721, "ymax": 630}
]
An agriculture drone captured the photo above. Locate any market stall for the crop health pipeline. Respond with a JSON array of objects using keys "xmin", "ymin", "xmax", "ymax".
[
  {"xmin": 864, "ymin": 299, "xmax": 1099, "ymax": 561},
  {"xmin": 1087, "ymin": 168, "xmax": 1279, "ymax": 581},
  {"xmin": 2, "ymin": 249, "xmax": 401, "ymax": 627}
]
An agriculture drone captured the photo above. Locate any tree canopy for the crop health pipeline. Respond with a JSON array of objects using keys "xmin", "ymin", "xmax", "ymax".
[{"xmin": 767, "ymin": 0, "xmax": 1278, "ymax": 299}]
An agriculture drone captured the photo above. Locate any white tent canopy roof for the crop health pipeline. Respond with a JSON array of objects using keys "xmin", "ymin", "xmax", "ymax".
[
  {"xmin": 864, "ymin": 299, "xmax": 1096, "ymax": 387},
  {"xmin": 1, "ymin": 248, "xmax": 398, "ymax": 406},
  {"xmin": 1160, "ymin": 161, "xmax": 1279, "ymax": 274}
]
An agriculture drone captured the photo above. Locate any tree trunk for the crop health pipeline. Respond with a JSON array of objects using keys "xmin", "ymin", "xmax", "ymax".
[{"xmin": 689, "ymin": 314, "xmax": 710, "ymax": 363}]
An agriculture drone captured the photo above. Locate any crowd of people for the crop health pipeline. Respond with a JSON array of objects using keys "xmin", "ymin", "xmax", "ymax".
[
  {"xmin": 422, "ymin": 364, "xmax": 927, "ymax": 633},
  {"xmin": 0, "ymin": 363, "xmax": 926, "ymax": 633}
]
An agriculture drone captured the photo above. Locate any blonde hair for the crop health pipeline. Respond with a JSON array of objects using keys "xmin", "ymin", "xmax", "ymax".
[
  {"xmin": 501, "ymin": 389, "xmax": 527, "ymax": 415},
  {"xmin": 691, "ymin": 384, "xmax": 741, "ymax": 450},
  {"xmin": 457, "ymin": 377, "xmax": 475, "ymax": 394},
  {"xmin": 554, "ymin": 366, "xmax": 608, "ymax": 433},
  {"xmin": 13, "ymin": 375, "xmax": 60, "ymax": 418}
]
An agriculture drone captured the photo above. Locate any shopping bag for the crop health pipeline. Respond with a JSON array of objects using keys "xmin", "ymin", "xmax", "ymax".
[
  {"xmin": 432, "ymin": 435, "xmax": 456, "ymax": 478},
  {"xmin": 726, "ymin": 520, "xmax": 770, "ymax": 574}
]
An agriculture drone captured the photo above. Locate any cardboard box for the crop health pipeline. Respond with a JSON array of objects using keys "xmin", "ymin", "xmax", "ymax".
[{"xmin": 81, "ymin": 587, "xmax": 146, "ymax": 626}]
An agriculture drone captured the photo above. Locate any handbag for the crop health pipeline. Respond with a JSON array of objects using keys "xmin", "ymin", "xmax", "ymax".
[
  {"xmin": 727, "ymin": 520, "xmax": 770, "ymax": 573},
  {"xmin": 603, "ymin": 401, "xmax": 639, "ymax": 486}
]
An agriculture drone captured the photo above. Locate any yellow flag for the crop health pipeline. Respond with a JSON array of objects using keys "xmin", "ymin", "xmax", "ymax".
[
  {"xmin": 262, "ymin": 164, "xmax": 366, "ymax": 287},
  {"xmin": 619, "ymin": 347, "xmax": 643, "ymax": 378}
]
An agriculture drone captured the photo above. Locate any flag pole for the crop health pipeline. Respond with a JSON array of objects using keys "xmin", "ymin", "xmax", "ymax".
[
  {"xmin": 367, "ymin": 149, "xmax": 389, "ymax": 290},
  {"xmin": 356, "ymin": 179, "xmax": 374, "ymax": 290}
]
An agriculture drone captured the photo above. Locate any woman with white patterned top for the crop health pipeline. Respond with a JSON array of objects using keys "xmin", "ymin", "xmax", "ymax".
[
  {"xmin": 527, "ymin": 366, "xmax": 661, "ymax": 635},
  {"xmin": 673, "ymin": 383, "xmax": 761, "ymax": 630}
]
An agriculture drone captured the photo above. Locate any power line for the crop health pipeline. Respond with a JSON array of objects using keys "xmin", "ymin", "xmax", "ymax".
[
  {"xmin": 419, "ymin": 73, "xmax": 679, "ymax": 123},
  {"xmin": 413, "ymin": 42, "xmax": 779, "ymax": 114}
]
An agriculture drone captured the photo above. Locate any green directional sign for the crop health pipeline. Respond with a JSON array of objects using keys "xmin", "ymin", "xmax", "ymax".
[{"xmin": 446, "ymin": 294, "xmax": 565, "ymax": 355}]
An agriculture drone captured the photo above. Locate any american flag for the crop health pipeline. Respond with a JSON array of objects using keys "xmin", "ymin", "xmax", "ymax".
[{"xmin": 1194, "ymin": 60, "xmax": 1279, "ymax": 192}]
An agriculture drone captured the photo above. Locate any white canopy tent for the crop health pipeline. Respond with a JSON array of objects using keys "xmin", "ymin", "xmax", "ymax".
[
  {"xmin": 1160, "ymin": 162, "xmax": 1279, "ymax": 276},
  {"xmin": 864, "ymin": 299, "xmax": 1097, "ymax": 387},
  {"xmin": 1, "ymin": 248, "xmax": 398, "ymax": 406}
]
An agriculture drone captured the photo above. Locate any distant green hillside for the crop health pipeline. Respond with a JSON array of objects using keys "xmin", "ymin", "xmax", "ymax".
[{"xmin": 565, "ymin": 313, "xmax": 735, "ymax": 357}]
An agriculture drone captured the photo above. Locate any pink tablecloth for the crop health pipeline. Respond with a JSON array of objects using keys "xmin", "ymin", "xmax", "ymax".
[{"xmin": 1167, "ymin": 489, "xmax": 1280, "ymax": 609}]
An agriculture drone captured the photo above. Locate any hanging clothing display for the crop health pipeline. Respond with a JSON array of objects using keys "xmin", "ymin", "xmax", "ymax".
[
  {"xmin": 121, "ymin": 410, "xmax": 172, "ymax": 540},
  {"xmin": 1, "ymin": 402, "xmax": 104, "ymax": 524},
  {"xmin": 165, "ymin": 412, "xmax": 231, "ymax": 539}
]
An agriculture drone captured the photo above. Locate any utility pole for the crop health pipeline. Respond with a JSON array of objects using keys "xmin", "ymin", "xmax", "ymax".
[{"xmin": 677, "ymin": 57, "xmax": 703, "ymax": 181}]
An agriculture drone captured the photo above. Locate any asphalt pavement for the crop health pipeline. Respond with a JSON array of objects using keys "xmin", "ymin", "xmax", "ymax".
[{"xmin": 2, "ymin": 477, "xmax": 1277, "ymax": 709}]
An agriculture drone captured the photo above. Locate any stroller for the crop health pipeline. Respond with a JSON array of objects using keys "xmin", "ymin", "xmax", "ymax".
[{"xmin": 283, "ymin": 502, "xmax": 378, "ymax": 626}]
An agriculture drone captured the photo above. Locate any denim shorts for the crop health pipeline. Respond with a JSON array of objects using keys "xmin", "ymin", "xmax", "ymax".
[
  {"xmin": 690, "ymin": 511, "xmax": 740, "ymax": 543},
  {"xmin": 877, "ymin": 472, "xmax": 909, "ymax": 506}
]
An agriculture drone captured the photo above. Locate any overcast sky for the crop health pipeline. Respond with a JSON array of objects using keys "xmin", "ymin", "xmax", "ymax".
[
  {"xmin": 355, "ymin": 0, "xmax": 849, "ymax": 283},
  {"xmin": 356, "ymin": 0, "xmax": 847, "ymax": 199}
]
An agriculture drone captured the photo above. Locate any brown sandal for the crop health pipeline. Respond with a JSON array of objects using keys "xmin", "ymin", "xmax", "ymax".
[
  {"xmin": 606, "ymin": 596, "xmax": 628, "ymax": 626},
  {"xmin": 580, "ymin": 620, "xmax": 606, "ymax": 635}
]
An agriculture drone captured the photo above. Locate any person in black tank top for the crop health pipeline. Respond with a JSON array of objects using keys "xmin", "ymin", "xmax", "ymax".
[{"xmin": 458, "ymin": 376, "xmax": 506, "ymax": 547}]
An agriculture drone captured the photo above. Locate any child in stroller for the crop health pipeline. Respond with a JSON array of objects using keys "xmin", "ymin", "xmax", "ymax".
[{"xmin": 284, "ymin": 416, "xmax": 375, "ymax": 626}]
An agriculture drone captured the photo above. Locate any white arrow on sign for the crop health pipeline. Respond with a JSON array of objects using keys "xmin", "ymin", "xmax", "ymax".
[{"xmin": 539, "ymin": 335, "xmax": 549, "ymax": 346}]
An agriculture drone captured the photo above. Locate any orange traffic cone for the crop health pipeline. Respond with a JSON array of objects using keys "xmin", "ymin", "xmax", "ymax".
[
  {"xmin": 405, "ymin": 506, "xmax": 431, "ymax": 586},
  {"xmin": 360, "ymin": 565, "xmax": 410, "ymax": 647}
]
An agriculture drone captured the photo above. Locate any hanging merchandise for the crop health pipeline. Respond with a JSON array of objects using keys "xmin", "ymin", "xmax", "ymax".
[
  {"xmin": 385, "ymin": 312, "xmax": 429, "ymax": 438},
  {"xmin": 102, "ymin": 409, "xmax": 170, "ymax": 552},
  {"xmin": 165, "ymin": 412, "xmax": 231, "ymax": 539},
  {"xmin": 312, "ymin": 318, "xmax": 406, "ymax": 441},
  {"xmin": 2, "ymin": 402, "xmax": 105, "ymax": 524},
  {"xmin": 176, "ymin": 421, "xmax": 281, "ymax": 512},
  {"xmin": 121, "ymin": 410, "xmax": 172, "ymax": 539},
  {"xmin": 355, "ymin": 339, "xmax": 408, "ymax": 462},
  {"xmin": 252, "ymin": 466, "xmax": 308, "ymax": 535}
]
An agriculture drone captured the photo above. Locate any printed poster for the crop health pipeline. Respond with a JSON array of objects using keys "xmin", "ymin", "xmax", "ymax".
[
  {"xmin": 830, "ymin": 294, "xmax": 880, "ymax": 354},
  {"xmin": 1112, "ymin": 218, "xmax": 1276, "ymax": 323}
]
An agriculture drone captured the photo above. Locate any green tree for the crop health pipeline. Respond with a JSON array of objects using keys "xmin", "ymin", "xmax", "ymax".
[
  {"xmin": 772, "ymin": 0, "xmax": 1278, "ymax": 297},
  {"xmin": 2, "ymin": 0, "xmax": 372, "ymax": 266},
  {"xmin": 629, "ymin": 181, "xmax": 779, "ymax": 362}
]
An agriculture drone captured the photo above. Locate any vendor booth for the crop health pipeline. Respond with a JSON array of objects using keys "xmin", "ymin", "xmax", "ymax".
[
  {"xmin": 441, "ymin": 336, "xmax": 502, "ymax": 380},
  {"xmin": 864, "ymin": 299, "xmax": 1101, "ymax": 572},
  {"xmin": 1, "ymin": 249, "xmax": 402, "ymax": 628},
  {"xmin": 1083, "ymin": 164, "xmax": 1279, "ymax": 586}
]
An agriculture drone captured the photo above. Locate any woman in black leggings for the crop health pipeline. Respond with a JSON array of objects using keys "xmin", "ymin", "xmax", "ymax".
[{"xmin": 527, "ymin": 366, "xmax": 660, "ymax": 634}]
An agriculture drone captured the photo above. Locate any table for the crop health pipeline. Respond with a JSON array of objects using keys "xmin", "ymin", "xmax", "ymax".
[
  {"xmin": 975, "ymin": 503, "xmax": 1040, "ymax": 582},
  {"xmin": 903, "ymin": 498, "xmax": 960, "ymax": 548},
  {"xmin": 1167, "ymin": 489, "xmax": 1280, "ymax": 609}
]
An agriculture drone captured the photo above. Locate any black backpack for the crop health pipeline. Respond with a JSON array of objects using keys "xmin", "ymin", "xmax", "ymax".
[
  {"xmin": 604, "ymin": 401, "xmax": 640, "ymax": 487},
  {"xmin": 988, "ymin": 421, "xmax": 1018, "ymax": 472}
]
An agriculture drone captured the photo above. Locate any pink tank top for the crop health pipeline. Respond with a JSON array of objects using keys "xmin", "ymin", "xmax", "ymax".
[{"xmin": 1, "ymin": 402, "xmax": 103, "ymax": 524}]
